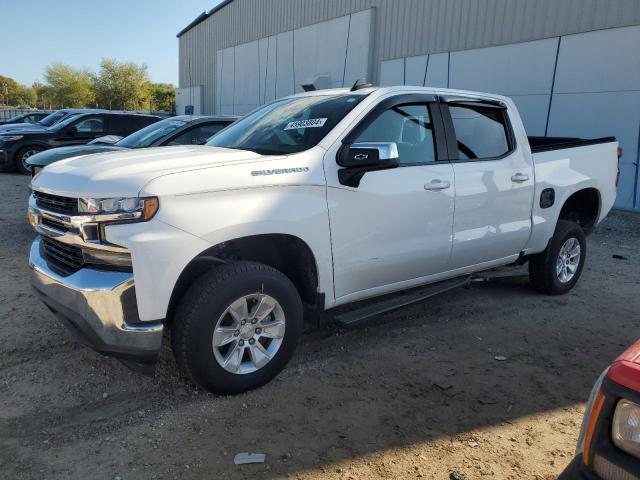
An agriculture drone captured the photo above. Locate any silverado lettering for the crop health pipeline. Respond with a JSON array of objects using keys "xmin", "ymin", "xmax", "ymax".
[{"xmin": 251, "ymin": 167, "xmax": 310, "ymax": 176}]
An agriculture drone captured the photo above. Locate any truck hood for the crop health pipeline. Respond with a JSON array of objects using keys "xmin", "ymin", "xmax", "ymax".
[
  {"xmin": 27, "ymin": 144, "xmax": 128, "ymax": 167},
  {"xmin": 31, "ymin": 145, "xmax": 267, "ymax": 198}
]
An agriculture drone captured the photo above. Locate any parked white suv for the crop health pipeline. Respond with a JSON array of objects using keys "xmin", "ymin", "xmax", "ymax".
[{"xmin": 28, "ymin": 85, "xmax": 619, "ymax": 394}]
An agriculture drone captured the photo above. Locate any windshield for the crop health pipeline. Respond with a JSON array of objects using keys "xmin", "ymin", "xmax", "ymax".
[
  {"xmin": 206, "ymin": 94, "xmax": 366, "ymax": 155},
  {"xmin": 48, "ymin": 113, "xmax": 83, "ymax": 131},
  {"xmin": 39, "ymin": 111, "xmax": 68, "ymax": 126},
  {"xmin": 7, "ymin": 113, "xmax": 28, "ymax": 122},
  {"xmin": 116, "ymin": 117, "xmax": 188, "ymax": 148}
]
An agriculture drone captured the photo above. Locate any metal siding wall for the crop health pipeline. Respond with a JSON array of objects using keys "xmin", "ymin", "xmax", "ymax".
[
  {"xmin": 547, "ymin": 25, "xmax": 640, "ymax": 209},
  {"xmin": 179, "ymin": 0, "xmax": 640, "ymax": 110}
]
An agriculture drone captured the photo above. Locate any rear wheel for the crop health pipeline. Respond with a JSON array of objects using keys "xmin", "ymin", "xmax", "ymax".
[
  {"xmin": 16, "ymin": 146, "xmax": 44, "ymax": 175},
  {"xmin": 529, "ymin": 220, "xmax": 586, "ymax": 295},
  {"xmin": 171, "ymin": 261, "xmax": 303, "ymax": 394}
]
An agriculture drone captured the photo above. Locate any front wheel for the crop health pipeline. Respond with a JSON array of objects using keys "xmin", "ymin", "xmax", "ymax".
[
  {"xmin": 16, "ymin": 146, "xmax": 44, "ymax": 175},
  {"xmin": 528, "ymin": 220, "xmax": 587, "ymax": 295},
  {"xmin": 171, "ymin": 261, "xmax": 303, "ymax": 394}
]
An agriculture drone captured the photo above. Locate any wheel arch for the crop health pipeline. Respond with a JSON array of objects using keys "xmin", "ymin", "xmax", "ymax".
[
  {"xmin": 166, "ymin": 233, "xmax": 321, "ymax": 326},
  {"xmin": 557, "ymin": 187, "xmax": 601, "ymax": 235},
  {"xmin": 12, "ymin": 142, "xmax": 48, "ymax": 163}
]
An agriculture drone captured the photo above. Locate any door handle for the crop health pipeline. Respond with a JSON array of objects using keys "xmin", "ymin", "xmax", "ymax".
[
  {"xmin": 511, "ymin": 173, "xmax": 529, "ymax": 183},
  {"xmin": 424, "ymin": 180, "xmax": 450, "ymax": 191}
]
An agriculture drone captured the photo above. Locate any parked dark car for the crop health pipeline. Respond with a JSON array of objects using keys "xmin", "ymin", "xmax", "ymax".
[
  {"xmin": 27, "ymin": 115, "xmax": 238, "ymax": 175},
  {"xmin": 0, "ymin": 111, "xmax": 50, "ymax": 126},
  {"xmin": 560, "ymin": 339, "xmax": 640, "ymax": 479},
  {"xmin": 0, "ymin": 108, "xmax": 105, "ymax": 133},
  {"xmin": 0, "ymin": 112, "xmax": 162, "ymax": 174}
]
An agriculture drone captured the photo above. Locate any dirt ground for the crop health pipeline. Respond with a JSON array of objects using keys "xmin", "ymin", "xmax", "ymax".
[{"xmin": 1, "ymin": 173, "xmax": 639, "ymax": 480}]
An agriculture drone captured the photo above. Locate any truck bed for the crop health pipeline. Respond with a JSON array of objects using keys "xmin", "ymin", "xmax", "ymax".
[{"xmin": 528, "ymin": 135, "xmax": 617, "ymax": 153}]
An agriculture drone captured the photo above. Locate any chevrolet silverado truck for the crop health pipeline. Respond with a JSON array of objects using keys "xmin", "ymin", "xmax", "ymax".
[{"xmin": 27, "ymin": 85, "xmax": 620, "ymax": 394}]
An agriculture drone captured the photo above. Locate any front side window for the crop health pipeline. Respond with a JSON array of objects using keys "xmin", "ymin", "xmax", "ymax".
[
  {"xmin": 75, "ymin": 116, "xmax": 104, "ymax": 133},
  {"xmin": 207, "ymin": 94, "xmax": 366, "ymax": 155},
  {"xmin": 354, "ymin": 103, "xmax": 436, "ymax": 165},
  {"xmin": 449, "ymin": 105, "xmax": 510, "ymax": 159}
]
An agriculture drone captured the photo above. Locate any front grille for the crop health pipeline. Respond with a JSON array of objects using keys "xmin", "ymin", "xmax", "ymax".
[
  {"xmin": 41, "ymin": 237, "xmax": 84, "ymax": 275},
  {"xmin": 34, "ymin": 191, "xmax": 78, "ymax": 215},
  {"xmin": 41, "ymin": 216, "xmax": 68, "ymax": 232}
]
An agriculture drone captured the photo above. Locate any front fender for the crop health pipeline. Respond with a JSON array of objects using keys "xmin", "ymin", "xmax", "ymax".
[
  {"xmin": 105, "ymin": 185, "xmax": 333, "ymax": 321},
  {"xmin": 156, "ymin": 185, "xmax": 334, "ymax": 305},
  {"xmin": 104, "ymin": 218, "xmax": 214, "ymax": 321}
]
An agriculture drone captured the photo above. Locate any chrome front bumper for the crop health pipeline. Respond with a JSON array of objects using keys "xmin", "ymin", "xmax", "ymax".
[{"xmin": 29, "ymin": 237, "xmax": 163, "ymax": 369}]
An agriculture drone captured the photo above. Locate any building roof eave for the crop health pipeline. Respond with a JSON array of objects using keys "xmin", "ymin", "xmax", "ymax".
[{"xmin": 176, "ymin": 0, "xmax": 235, "ymax": 38}]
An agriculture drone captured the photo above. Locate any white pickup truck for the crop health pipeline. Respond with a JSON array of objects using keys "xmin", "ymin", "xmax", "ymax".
[{"xmin": 28, "ymin": 85, "xmax": 620, "ymax": 394}]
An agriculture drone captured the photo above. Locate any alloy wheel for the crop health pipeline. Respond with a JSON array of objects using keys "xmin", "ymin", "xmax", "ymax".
[
  {"xmin": 211, "ymin": 293, "xmax": 286, "ymax": 374},
  {"xmin": 556, "ymin": 237, "xmax": 581, "ymax": 283}
]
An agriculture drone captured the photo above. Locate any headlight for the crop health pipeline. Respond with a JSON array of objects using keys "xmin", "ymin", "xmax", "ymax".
[
  {"xmin": 0, "ymin": 135, "xmax": 24, "ymax": 142},
  {"xmin": 612, "ymin": 399, "xmax": 640, "ymax": 459},
  {"xmin": 78, "ymin": 196, "xmax": 159, "ymax": 221}
]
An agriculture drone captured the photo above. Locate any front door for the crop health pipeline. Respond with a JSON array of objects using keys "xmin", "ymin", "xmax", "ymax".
[
  {"xmin": 54, "ymin": 115, "xmax": 105, "ymax": 147},
  {"xmin": 442, "ymin": 99, "xmax": 534, "ymax": 269},
  {"xmin": 325, "ymin": 98, "xmax": 455, "ymax": 301}
]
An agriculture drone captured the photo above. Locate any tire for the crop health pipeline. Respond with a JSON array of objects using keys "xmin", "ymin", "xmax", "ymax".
[
  {"xmin": 529, "ymin": 220, "xmax": 587, "ymax": 295},
  {"xmin": 16, "ymin": 146, "xmax": 44, "ymax": 175},
  {"xmin": 171, "ymin": 261, "xmax": 303, "ymax": 394}
]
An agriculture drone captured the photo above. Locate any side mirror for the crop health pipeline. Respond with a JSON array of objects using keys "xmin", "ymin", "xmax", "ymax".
[
  {"xmin": 338, "ymin": 142, "xmax": 399, "ymax": 187},
  {"xmin": 66, "ymin": 126, "xmax": 77, "ymax": 136}
]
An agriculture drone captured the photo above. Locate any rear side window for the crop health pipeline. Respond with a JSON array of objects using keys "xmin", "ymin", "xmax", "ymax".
[
  {"xmin": 448, "ymin": 105, "xmax": 511, "ymax": 160},
  {"xmin": 105, "ymin": 115, "xmax": 129, "ymax": 136},
  {"xmin": 134, "ymin": 116, "xmax": 159, "ymax": 130}
]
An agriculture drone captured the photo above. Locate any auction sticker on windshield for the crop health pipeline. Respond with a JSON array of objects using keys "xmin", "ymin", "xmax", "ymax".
[{"xmin": 284, "ymin": 118, "xmax": 328, "ymax": 130}]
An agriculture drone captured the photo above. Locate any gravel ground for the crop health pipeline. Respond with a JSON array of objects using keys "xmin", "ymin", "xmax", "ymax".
[{"xmin": 0, "ymin": 173, "xmax": 639, "ymax": 480}]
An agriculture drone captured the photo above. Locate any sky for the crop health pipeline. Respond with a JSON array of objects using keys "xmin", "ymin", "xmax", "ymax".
[{"xmin": 0, "ymin": 0, "xmax": 224, "ymax": 86}]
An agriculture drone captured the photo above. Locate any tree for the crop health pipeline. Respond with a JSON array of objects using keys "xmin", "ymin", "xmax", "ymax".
[
  {"xmin": 0, "ymin": 75, "xmax": 37, "ymax": 107},
  {"xmin": 42, "ymin": 63, "xmax": 94, "ymax": 108},
  {"xmin": 94, "ymin": 58, "xmax": 150, "ymax": 110},
  {"xmin": 149, "ymin": 82, "xmax": 175, "ymax": 112},
  {"xmin": 13, "ymin": 84, "xmax": 37, "ymax": 107}
]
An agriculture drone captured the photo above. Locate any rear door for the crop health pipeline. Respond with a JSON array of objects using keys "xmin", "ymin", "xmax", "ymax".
[
  {"xmin": 440, "ymin": 97, "xmax": 534, "ymax": 269},
  {"xmin": 325, "ymin": 94, "xmax": 456, "ymax": 300}
]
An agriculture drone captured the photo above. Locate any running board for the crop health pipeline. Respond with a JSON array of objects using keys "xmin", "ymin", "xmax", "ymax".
[
  {"xmin": 334, "ymin": 275, "xmax": 471, "ymax": 327},
  {"xmin": 470, "ymin": 268, "xmax": 529, "ymax": 282}
]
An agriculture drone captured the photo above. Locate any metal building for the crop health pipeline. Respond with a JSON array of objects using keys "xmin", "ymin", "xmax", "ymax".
[{"xmin": 177, "ymin": 0, "xmax": 640, "ymax": 210}]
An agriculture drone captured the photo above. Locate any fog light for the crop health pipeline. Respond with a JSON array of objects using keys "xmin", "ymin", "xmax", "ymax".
[
  {"xmin": 83, "ymin": 248, "xmax": 132, "ymax": 268},
  {"xmin": 612, "ymin": 399, "xmax": 640, "ymax": 459}
]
